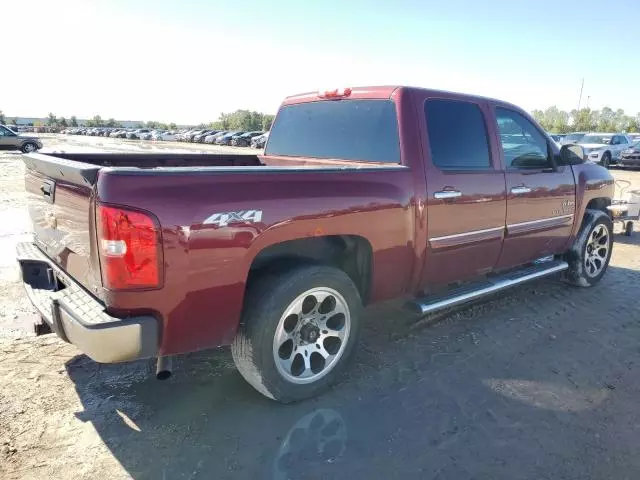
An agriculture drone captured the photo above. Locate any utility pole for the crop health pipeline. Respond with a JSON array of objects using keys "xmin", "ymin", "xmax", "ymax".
[{"xmin": 577, "ymin": 78, "xmax": 584, "ymax": 111}]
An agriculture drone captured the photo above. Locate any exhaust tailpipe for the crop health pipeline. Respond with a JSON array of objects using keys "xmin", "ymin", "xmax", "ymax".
[{"xmin": 156, "ymin": 356, "xmax": 173, "ymax": 380}]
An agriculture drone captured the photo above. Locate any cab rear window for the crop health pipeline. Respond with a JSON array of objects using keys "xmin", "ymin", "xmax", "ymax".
[{"xmin": 265, "ymin": 99, "xmax": 401, "ymax": 163}]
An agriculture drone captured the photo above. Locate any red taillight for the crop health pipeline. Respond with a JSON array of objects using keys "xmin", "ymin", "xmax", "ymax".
[
  {"xmin": 96, "ymin": 205, "xmax": 161, "ymax": 290},
  {"xmin": 318, "ymin": 87, "xmax": 352, "ymax": 98}
]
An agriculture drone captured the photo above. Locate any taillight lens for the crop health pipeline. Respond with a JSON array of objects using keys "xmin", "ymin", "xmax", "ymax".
[{"xmin": 97, "ymin": 205, "xmax": 161, "ymax": 290}]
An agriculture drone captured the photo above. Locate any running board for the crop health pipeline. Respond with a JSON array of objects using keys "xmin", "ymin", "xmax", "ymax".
[{"xmin": 407, "ymin": 260, "xmax": 568, "ymax": 316}]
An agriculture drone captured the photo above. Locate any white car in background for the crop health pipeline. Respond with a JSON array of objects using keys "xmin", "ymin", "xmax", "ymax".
[
  {"xmin": 576, "ymin": 133, "xmax": 632, "ymax": 168},
  {"xmin": 151, "ymin": 131, "xmax": 178, "ymax": 141}
]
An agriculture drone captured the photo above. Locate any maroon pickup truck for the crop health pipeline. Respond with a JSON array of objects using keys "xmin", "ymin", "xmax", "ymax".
[{"xmin": 18, "ymin": 86, "xmax": 614, "ymax": 402}]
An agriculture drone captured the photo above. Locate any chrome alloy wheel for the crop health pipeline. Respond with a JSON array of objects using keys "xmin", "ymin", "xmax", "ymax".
[
  {"xmin": 584, "ymin": 224, "xmax": 610, "ymax": 277},
  {"xmin": 273, "ymin": 287, "xmax": 351, "ymax": 384}
]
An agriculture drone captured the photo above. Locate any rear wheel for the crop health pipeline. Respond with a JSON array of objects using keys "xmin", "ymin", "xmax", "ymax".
[
  {"xmin": 565, "ymin": 209, "xmax": 613, "ymax": 287},
  {"xmin": 232, "ymin": 265, "xmax": 362, "ymax": 403},
  {"xmin": 601, "ymin": 152, "xmax": 611, "ymax": 169},
  {"xmin": 21, "ymin": 142, "xmax": 38, "ymax": 153}
]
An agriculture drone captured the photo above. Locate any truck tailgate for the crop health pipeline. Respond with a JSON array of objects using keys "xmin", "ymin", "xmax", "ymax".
[{"xmin": 24, "ymin": 154, "xmax": 101, "ymax": 295}]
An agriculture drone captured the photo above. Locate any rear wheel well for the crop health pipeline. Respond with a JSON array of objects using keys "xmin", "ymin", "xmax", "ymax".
[{"xmin": 247, "ymin": 235, "xmax": 373, "ymax": 304}]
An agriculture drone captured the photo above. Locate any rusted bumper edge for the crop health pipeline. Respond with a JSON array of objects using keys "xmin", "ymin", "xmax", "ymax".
[{"xmin": 16, "ymin": 242, "xmax": 158, "ymax": 363}]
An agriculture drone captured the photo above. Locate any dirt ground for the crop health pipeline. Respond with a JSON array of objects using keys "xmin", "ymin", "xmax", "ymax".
[{"xmin": 1, "ymin": 137, "xmax": 640, "ymax": 480}]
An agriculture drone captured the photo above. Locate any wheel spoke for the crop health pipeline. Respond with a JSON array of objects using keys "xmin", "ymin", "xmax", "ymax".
[
  {"xmin": 280, "ymin": 353, "xmax": 294, "ymax": 375},
  {"xmin": 302, "ymin": 349, "xmax": 312, "ymax": 374},
  {"xmin": 275, "ymin": 323, "xmax": 295, "ymax": 347},
  {"xmin": 317, "ymin": 344, "xmax": 332, "ymax": 360},
  {"xmin": 319, "ymin": 303, "xmax": 348, "ymax": 332}
]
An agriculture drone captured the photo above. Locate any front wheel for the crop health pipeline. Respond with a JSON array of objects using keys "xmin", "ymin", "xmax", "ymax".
[
  {"xmin": 601, "ymin": 152, "xmax": 611, "ymax": 169},
  {"xmin": 232, "ymin": 265, "xmax": 362, "ymax": 403},
  {"xmin": 565, "ymin": 209, "xmax": 613, "ymax": 287}
]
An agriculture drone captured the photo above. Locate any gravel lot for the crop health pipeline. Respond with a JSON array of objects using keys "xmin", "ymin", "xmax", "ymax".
[{"xmin": 1, "ymin": 136, "xmax": 639, "ymax": 480}]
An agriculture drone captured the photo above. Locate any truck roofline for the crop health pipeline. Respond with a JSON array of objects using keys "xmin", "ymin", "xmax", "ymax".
[{"xmin": 281, "ymin": 85, "xmax": 515, "ymax": 108}]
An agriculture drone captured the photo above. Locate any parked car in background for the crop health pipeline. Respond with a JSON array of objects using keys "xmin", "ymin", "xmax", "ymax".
[
  {"xmin": 619, "ymin": 139, "xmax": 640, "ymax": 167},
  {"xmin": 0, "ymin": 124, "xmax": 43, "ymax": 153},
  {"xmin": 127, "ymin": 129, "xmax": 152, "ymax": 140},
  {"xmin": 629, "ymin": 134, "xmax": 640, "ymax": 143},
  {"xmin": 110, "ymin": 129, "xmax": 128, "ymax": 138},
  {"xmin": 561, "ymin": 132, "xmax": 586, "ymax": 145},
  {"xmin": 184, "ymin": 130, "xmax": 206, "ymax": 142},
  {"xmin": 232, "ymin": 131, "xmax": 263, "ymax": 147},
  {"xmin": 204, "ymin": 131, "xmax": 228, "ymax": 144},
  {"xmin": 152, "ymin": 131, "xmax": 178, "ymax": 141},
  {"xmin": 176, "ymin": 129, "xmax": 197, "ymax": 141},
  {"xmin": 215, "ymin": 131, "xmax": 244, "ymax": 145},
  {"xmin": 251, "ymin": 131, "xmax": 269, "ymax": 149},
  {"xmin": 193, "ymin": 130, "xmax": 219, "ymax": 143},
  {"xmin": 139, "ymin": 131, "xmax": 158, "ymax": 140},
  {"xmin": 577, "ymin": 133, "xmax": 632, "ymax": 168}
]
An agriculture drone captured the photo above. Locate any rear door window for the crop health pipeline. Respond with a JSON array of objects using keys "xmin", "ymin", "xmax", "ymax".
[
  {"xmin": 265, "ymin": 100, "xmax": 400, "ymax": 163},
  {"xmin": 424, "ymin": 99, "xmax": 492, "ymax": 170}
]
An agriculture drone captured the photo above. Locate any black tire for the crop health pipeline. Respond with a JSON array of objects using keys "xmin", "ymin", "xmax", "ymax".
[
  {"xmin": 564, "ymin": 209, "xmax": 613, "ymax": 287},
  {"xmin": 625, "ymin": 221, "xmax": 634, "ymax": 237},
  {"xmin": 601, "ymin": 152, "xmax": 611, "ymax": 169},
  {"xmin": 231, "ymin": 265, "xmax": 362, "ymax": 403},
  {"xmin": 21, "ymin": 142, "xmax": 38, "ymax": 153}
]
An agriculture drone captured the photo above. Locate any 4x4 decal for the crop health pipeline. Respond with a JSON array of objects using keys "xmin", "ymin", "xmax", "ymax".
[{"xmin": 203, "ymin": 210, "xmax": 263, "ymax": 227}]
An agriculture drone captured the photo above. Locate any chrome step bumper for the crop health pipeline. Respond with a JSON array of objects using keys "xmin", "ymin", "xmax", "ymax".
[{"xmin": 16, "ymin": 242, "xmax": 159, "ymax": 363}]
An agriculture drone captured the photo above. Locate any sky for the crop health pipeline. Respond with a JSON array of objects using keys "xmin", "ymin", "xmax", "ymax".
[{"xmin": 2, "ymin": 0, "xmax": 639, "ymax": 125}]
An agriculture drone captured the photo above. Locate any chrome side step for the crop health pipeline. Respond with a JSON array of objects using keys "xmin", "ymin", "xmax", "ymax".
[{"xmin": 407, "ymin": 260, "xmax": 568, "ymax": 316}]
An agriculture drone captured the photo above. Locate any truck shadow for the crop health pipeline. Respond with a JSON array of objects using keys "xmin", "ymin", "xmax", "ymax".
[{"xmin": 65, "ymin": 265, "xmax": 640, "ymax": 479}]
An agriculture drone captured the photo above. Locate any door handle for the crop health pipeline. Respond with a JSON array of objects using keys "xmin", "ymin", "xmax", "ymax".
[
  {"xmin": 510, "ymin": 186, "xmax": 532, "ymax": 195},
  {"xmin": 434, "ymin": 190, "xmax": 462, "ymax": 200}
]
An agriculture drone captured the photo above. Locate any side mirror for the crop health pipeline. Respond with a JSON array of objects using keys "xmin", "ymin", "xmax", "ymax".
[{"xmin": 559, "ymin": 144, "xmax": 585, "ymax": 165}]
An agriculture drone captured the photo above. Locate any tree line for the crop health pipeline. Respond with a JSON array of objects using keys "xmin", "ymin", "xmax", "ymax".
[
  {"xmin": 14, "ymin": 109, "xmax": 276, "ymax": 132},
  {"xmin": 206, "ymin": 110, "xmax": 275, "ymax": 132},
  {"xmin": 532, "ymin": 106, "xmax": 640, "ymax": 133}
]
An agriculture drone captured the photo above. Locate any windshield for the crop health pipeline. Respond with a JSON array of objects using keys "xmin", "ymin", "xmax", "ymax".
[
  {"xmin": 564, "ymin": 133, "xmax": 584, "ymax": 142},
  {"xmin": 266, "ymin": 99, "xmax": 400, "ymax": 162},
  {"xmin": 579, "ymin": 135, "xmax": 612, "ymax": 145}
]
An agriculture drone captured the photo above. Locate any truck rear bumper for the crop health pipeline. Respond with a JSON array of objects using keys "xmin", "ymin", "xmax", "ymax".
[{"xmin": 16, "ymin": 242, "xmax": 159, "ymax": 363}]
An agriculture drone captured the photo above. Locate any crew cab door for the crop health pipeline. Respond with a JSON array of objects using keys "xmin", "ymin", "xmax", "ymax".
[
  {"xmin": 418, "ymin": 96, "xmax": 507, "ymax": 289},
  {"xmin": 492, "ymin": 106, "xmax": 576, "ymax": 269}
]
